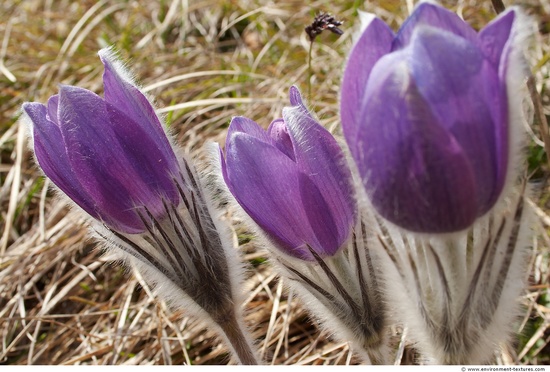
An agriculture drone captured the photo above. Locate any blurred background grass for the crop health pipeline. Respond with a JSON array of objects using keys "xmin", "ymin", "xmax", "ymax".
[{"xmin": 0, "ymin": 0, "xmax": 549, "ymax": 365}]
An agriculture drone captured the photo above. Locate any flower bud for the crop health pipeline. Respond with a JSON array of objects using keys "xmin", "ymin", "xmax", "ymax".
[
  {"xmin": 221, "ymin": 86, "xmax": 355, "ymax": 260},
  {"xmin": 23, "ymin": 49, "xmax": 180, "ymax": 233},
  {"xmin": 341, "ymin": 3, "xmax": 524, "ymax": 233}
]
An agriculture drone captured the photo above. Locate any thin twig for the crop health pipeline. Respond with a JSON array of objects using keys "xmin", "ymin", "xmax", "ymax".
[{"xmin": 527, "ymin": 75, "xmax": 550, "ymax": 169}]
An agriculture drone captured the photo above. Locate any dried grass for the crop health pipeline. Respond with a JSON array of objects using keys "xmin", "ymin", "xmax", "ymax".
[{"xmin": 0, "ymin": 0, "xmax": 548, "ymax": 365}]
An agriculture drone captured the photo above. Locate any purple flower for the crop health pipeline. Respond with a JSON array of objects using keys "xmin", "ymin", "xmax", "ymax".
[
  {"xmin": 23, "ymin": 50, "xmax": 180, "ymax": 234},
  {"xmin": 221, "ymin": 86, "xmax": 355, "ymax": 260},
  {"xmin": 341, "ymin": 4, "xmax": 522, "ymax": 233}
]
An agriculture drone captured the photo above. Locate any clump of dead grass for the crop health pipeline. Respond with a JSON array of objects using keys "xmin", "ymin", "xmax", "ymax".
[{"xmin": 0, "ymin": 0, "xmax": 549, "ymax": 365}]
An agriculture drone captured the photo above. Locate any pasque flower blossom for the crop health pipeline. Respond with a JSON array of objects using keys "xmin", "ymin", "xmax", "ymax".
[
  {"xmin": 342, "ymin": 3, "xmax": 532, "ymax": 364},
  {"xmin": 23, "ymin": 49, "xmax": 258, "ymax": 365},
  {"xmin": 221, "ymin": 87, "xmax": 387, "ymax": 363},
  {"xmin": 221, "ymin": 86, "xmax": 355, "ymax": 260},
  {"xmin": 341, "ymin": 2, "xmax": 523, "ymax": 233},
  {"xmin": 23, "ymin": 52, "xmax": 179, "ymax": 234}
]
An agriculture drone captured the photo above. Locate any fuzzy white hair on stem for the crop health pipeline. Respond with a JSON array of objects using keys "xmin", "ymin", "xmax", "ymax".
[
  {"xmin": 90, "ymin": 152, "xmax": 259, "ymax": 364},
  {"xmin": 373, "ymin": 179, "xmax": 533, "ymax": 364}
]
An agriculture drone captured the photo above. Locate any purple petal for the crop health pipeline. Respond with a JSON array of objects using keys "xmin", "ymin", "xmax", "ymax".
[
  {"xmin": 226, "ymin": 116, "xmax": 271, "ymax": 144},
  {"xmin": 288, "ymin": 85, "xmax": 303, "ymax": 107},
  {"xmin": 287, "ymin": 86, "xmax": 315, "ymax": 120},
  {"xmin": 296, "ymin": 172, "xmax": 339, "ymax": 257},
  {"xmin": 393, "ymin": 2, "xmax": 477, "ymax": 49},
  {"xmin": 224, "ymin": 132, "xmax": 339, "ymax": 259},
  {"xmin": 407, "ymin": 26, "xmax": 504, "ymax": 213},
  {"xmin": 223, "ymin": 116, "xmax": 272, "ymax": 200},
  {"xmin": 267, "ymin": 118, "xmax": 295, "ymax": 161},
  {"xmin": 225, "ymin": 116, "xmax": 275, "ymax": 166},
  {"xmin": 23, "ymin": 102, "xmax": 99, "ymax": 219},
  {"xmin": 283, "ymin": 96, "xmax": 355, "ymax": 246},
  {"xmin": 99, "ymin": 50, "xmax": 178, "ymax": 174},
  {"xmin": 408, "ymin": 26, "xmax": 484, "ymax": 99},
  {"xmin": 224, "ymin": 132, "xmax": 310, "ymax": 258},
  {"xmin": 478, "ymin": 10, "xmax": 515, "ymax": 69},
  {"xmin": 105, "ymin": 101, "xmax": 180, "ymax": 204},
  {"xmin": 355, "ymin": 62, "xmax": 478, "ymax": 232},
  {"xmin": 46, "ymin": 95, "xmax": 59, "ymax": 124},
  {"xmin": 57, "ymin": 85, "xmax": 165, "ymax": 233},
  {"xmin": 341, "ymin": 17, "xmax": 394, "ymax": 144}
]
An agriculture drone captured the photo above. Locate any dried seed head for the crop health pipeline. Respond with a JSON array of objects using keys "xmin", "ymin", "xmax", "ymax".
[{"xmin": 305, "ymin": 12, "xmax": 344, "ymax": 42}]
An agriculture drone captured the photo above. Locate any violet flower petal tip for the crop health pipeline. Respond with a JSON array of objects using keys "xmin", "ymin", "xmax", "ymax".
[
  {"xmin": 267, "ymin": 118, "xmax": 295, "ymax": 161},
  {"xmin": 479, "ymin": 9, "xmax": 516, "ymax": 68},
  {"xmin": 227, "ymin": 116, "xmax": 271, "ymax": 150},
  {"xmin": 98, "ymin": 48, "xmax": 133, "ymax": 86},
  {"xmin": 22, "ymin": 102, "xmax": 47, "ymax": 126},
  {"xmin": 98, "ymin": 48, "xmax": 179, "ymax": 174},
  {"xmin": 341, "ymin": 16, "xmax": 394, "ymax": 143},
  {"xmin": 394, "ymin": 1, "xmax": 477, "ymax": 48},
  {"xmin": 23, "ymin": 101, "xmax": 103, "ymax": 223},
  {"xmin": 228, "ymin": 116, "xmax": 261, "ymax": 133},
  {"xmin": 356, "ymin": 10, "xmax": 377, "ymax": 35},
  {"xmin": 288, "ymin": 85, "xmax": 303, "ymax": 106}
]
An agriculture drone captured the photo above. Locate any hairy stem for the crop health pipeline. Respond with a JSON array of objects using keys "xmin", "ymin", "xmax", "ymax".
[
  {"xmin": 216, "ymin": 309, "xmax": 259, "ymax": 365},
  {"xmin": 527, "ymin": 75, "xmax": 550, "ymax": 170}
]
